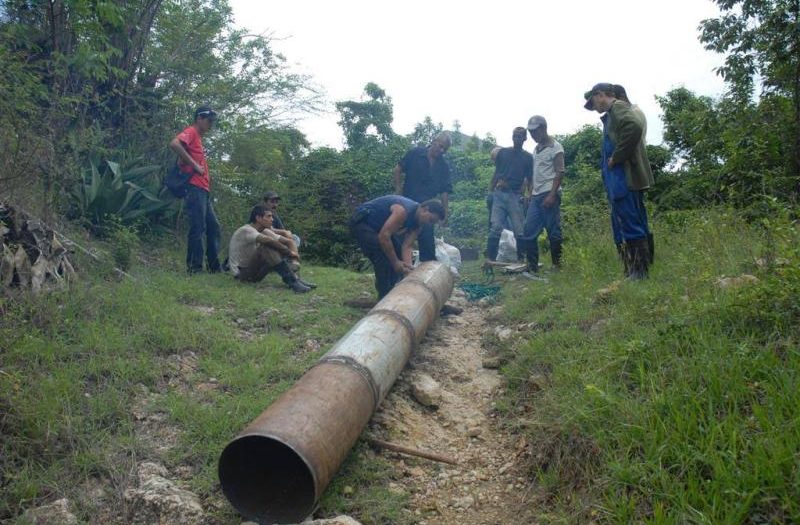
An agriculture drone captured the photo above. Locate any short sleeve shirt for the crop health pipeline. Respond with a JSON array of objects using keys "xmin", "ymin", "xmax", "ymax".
[
  {"xmin": 399, "ymin": 147, "xmax": 452, "ymax": 202},
  {"xmin": 228, "ymin": 224, "xmax": 280, "ymax": 276},
  {"xmin": 532, "ymin": 139, "xmax": 565, "ymax": 195},
  {"xmin": 494, "ymin": 147, "xmax": 533, "ymax": 192},
  {"xmin": 176, "ymin": 126, "xmax": 210, "ymax": 192}
]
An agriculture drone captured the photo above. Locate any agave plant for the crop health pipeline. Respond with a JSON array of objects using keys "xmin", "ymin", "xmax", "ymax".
[{"xmin": 71, "ymin": 159, "xmax": 174, "ymax": 226}]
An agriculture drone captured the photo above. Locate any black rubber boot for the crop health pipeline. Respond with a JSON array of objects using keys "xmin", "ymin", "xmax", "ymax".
[
  {"xmin": 647, "ymin": 233, "xmax": 655, "ymax": 265},
  {"xmin": 274, "ymin": 261, "xmax": 311, "ymax": 293},
  {"xmin": 627, "ymin": 238, "xmax": 650, "ymax": 280},
  {"xmin": 617, "ymin": 242, "xmax": 629, "ymax": 277},
  {"xmin": 487, "ymin": 236, "xmax": 500, "ymax": 261},
  {"xmin": 516, "ymin": 238, "xmax": 526, "ymax": 263},
  {"xmin": 297, "ymin": 276, "xmax": 317, "ymax": 289},
  {"xmin": 550, "ymin": 239, "xmax": 562, "ymax": 268},
  {"xmin": 526, "ymin": 239, "xmax": 539, "ymax": 272}
]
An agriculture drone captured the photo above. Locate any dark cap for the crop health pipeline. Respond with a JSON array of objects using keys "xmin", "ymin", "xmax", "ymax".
[
  {"xmin": 526, "ymin": 115, "xmax": 547, "ymax": 131},
  {"xmin": 583, "ymin": 83, "xmax": 615, "ymax": 110},
  {"xmin": 263, "ymin": 191, "xmax": 280, "ymax": 201},
  {"xmin": 195, "ymin": 105, "xmax": 218, "ymax": 121},
  {"xmin": 612, "ymin": 84, "xmax": 629, "ymax": 102}
]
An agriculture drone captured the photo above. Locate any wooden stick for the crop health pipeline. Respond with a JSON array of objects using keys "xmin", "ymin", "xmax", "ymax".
[{"xmin": 367, "ymin": 437, "xmax": 458, "ymax": 465}]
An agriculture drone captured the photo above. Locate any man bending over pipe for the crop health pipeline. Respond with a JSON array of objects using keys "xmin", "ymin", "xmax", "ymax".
[{"xmin": 350, "ymin": 195, "xmax": 445, "ymax": 299}]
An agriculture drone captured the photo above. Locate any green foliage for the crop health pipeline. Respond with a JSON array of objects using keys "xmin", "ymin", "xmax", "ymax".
[
  {"xmin": 104, "ymin": 218, "xmax": 141, "ymax": 271},
  {"xmin": 448, "ymin": 199, "xmax": 487, "ymax": 240},
  {"xmin": 497, "ymin": 207, "xmax": 800, "ymax": 523},
  {"xmin": 336, "ymin": 83, "xmax": 396, "ymax": 149},
  {"xmin": 0, "ymin": 255, "xmax": 383, "ymax": 522},
  {"xmin": 0, "ymin": 0, "xmax": 319, "ymax": 215},
  {"xmin": 700, "ymin": 0, "xmax": 800, "ymax": 183},
  {"xmin": 69, "ymin": 159, "xmax": 173, "ymax": 227},
  {"xmin": 657, "ymin": 87, "xmax": 795, "ymax": 211},
  {"xmin": 282, "ymin": 148, "xmax": 373, "ymax": 265}
]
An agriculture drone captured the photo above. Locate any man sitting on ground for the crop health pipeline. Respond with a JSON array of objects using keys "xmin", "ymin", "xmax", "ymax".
[
  {"xmin": 228, "ymin": 205, "xmax": 316, "ymax": 293},
  {"xmin": 263, "ymin": 191, "xmax": 302, "ymax": 248}
]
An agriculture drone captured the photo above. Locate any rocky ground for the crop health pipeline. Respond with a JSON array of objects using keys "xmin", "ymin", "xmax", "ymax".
[
  {"xmin": 20, "ymin": 289, "xmax": 538, "ymax": 525},
  {"xmin": 367, "ymin": 289, "xmax": 539, "ymax": 525}
]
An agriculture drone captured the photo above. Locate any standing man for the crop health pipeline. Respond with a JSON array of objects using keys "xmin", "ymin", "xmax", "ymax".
[
  {"xmin": 612, "ymin": 84, "xmax": 654, "ymax": 265},
  {"xmin": 169, "ymin": 106, "xmax": 221, "ymax": 274},
  {"xmin": 350, "ymin": 196, "xmax": 445, "ymax": 299},
  {"xmin": 584, "ymin": 83, "xmax": 654, "ymax": 279},
  {"xmin": 393, "ymin": 132, "xmax": 453, "ymax": 262},
  {"xmin": 227, "ymin": 205, "xmax": 313, "ymax": 293},
  {"xmin": 522, "ymin": 116, "xmax": 564, "ymax": 274},
  {"xmin": 487, "ymin": 127, "xmax": 532, "ymax": 262}
]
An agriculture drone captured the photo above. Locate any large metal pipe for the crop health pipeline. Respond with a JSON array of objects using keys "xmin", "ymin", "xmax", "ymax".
[{"xmin": 218, "ymin": 261, "xmax": 454, "ymax": 524}]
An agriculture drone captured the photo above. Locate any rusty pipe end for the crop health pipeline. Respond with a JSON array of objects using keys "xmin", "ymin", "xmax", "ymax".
[{"xmin": 218, "ymin": 434, "xmax": 316, "ymax": 524}]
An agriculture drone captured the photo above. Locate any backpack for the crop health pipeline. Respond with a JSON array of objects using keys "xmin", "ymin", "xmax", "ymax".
[{"xmin": 164, "ymin": 162, "xmax": 192, "ymax": 198}]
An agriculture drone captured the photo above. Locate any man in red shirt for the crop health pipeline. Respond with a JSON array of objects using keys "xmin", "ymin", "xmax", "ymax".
[{"xmin": 169, "ymin": 106, "xmax": 221, "ymax": 273}]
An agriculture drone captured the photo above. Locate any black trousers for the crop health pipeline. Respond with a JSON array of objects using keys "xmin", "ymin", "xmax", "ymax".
[
  {"xmin": 417, "ymin": 223, "xmax": 435, "ymax": 262},
  {"xmin": 352, "ymin": 221, "xmax": 403, "ymax": 299}
]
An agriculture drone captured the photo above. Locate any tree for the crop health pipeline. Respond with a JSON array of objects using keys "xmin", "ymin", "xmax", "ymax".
[
  {"xmin": 335, "ymin": 82, "xmax": 396, "ymax": 149},
  {"xmin": 409, "ymin": 116, "xmax": 443, "ymax": 146},
  {"xmin": 0, "ymin": 0, "xmax": 320, "ymax": 214},
  {"xmin": 700, "ymin": 0, "xmax": 800, "ymax": 183}
]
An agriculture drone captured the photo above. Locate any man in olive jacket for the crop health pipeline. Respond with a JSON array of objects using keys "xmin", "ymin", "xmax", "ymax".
[{"xmin": 584, "ymin": 83, "xmax": 653, "ymax": 279}]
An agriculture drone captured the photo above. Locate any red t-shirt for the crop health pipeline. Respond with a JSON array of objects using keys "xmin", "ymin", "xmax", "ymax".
[{"xmin": 176, "ymin": 125, "xmax": 210, "ymax": 191}]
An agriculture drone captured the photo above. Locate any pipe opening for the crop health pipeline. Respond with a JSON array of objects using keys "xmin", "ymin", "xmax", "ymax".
[{"xmin": 219, "ymin": 435, "xmax": 316, "ymax": 524}]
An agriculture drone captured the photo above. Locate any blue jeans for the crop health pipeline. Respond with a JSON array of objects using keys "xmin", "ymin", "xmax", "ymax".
[
  {"xmin": 523, "ymin": 193, "xmax": 562, "ymax": 262},
  {"xmin": 489, "ymin": 190, "xmax": 525, "ymax": 240},
  {"xmin": 185, "ymin": 185, "xmax": 221, "ymax": 273},
  {"xmin": 610, "ymin": 191, "xmax": 648, "ymax": 243}
]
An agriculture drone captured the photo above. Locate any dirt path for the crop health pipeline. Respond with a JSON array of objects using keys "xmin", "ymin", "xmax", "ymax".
[{"xmin": 368, "ymin": 290, "xmax": 538, "ymax": 525}]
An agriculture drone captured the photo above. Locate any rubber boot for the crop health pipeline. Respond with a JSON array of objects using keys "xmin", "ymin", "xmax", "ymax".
[
  {"xmin": 627, "ymin": 238, "xmax": 650, "ymax": 280},
  {"xmin": 274, "ymin": 261, "xmax": 311, "ymax": 293},
  {"xmin": 525, "ymin": 239, "xmax": 539, "ymax": 272},
  {"xmin": 550, "ymin": 239, "xmax": 562, "ymax": 269},
  {"xmin": 616, "ymin": 242, "xmax": 629, "ymax": 277},
  {"xmin": 297, "ymin": 275, "xmax": 317, "ymax": 289},
  {"xmin": 516, "ymin": 238, "xmax": 526, "ymax": 263},
  {"xmin": 487, "ymin": 236, "xmax": 500, "ymax": 261},
  {"xmin": 647, "ymin": 233, "xmax": 655, "ymax": 265}
]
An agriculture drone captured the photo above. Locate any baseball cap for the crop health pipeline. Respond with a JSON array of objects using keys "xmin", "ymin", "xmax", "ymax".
[
  {"xmin": 195, "ymin": 105, "xmax": 218, "ymax": 121},
  {"xmin": 263, "ymin": 191, "xmax": 280, "ymax": 201},
  {"xmin": 583, "ymin": 83, "xmax": 615, "ymax": 110},
  {"xmin": 526, "ymin": 115, "xmax": 547, "ymax": 131}
]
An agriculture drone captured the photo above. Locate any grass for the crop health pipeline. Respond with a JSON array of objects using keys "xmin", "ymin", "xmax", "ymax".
[
  {"xmin": 0, "ymin": 245, "xmax": 408, "ymax": 524},
  {"xmin": 493, "ymin": 206, "xmax": 800, "ymax": 524},
  {"xmin": 3, "ymin": 206, "xmax": 800, "ymax": 524}
]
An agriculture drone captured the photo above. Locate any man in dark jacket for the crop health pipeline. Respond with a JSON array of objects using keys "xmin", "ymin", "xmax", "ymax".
[
  {"xmin": 584, "ymin": 83, "xmax": 653, "ymax": 279},
  {"xmin": 263, "ymin": 191, "xmax": 302, "ymax": 248},
  {"xmin": 350, "ymin": 196, "xmax": 445, "ymax": 298},
  {"xmin": 392, "ymin": 132, "xmax": 452, "ymax": 262}
]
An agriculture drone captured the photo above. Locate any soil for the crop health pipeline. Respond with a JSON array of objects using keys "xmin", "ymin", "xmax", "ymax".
[{"xmin": 368, "ymin": 290, "xmax": 540, "ymax": 525}]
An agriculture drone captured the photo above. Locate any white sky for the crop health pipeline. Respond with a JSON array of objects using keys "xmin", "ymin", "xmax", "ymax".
[{"xmin": 230, "ymin": 0, "xmax": 728, "ymax": 150}]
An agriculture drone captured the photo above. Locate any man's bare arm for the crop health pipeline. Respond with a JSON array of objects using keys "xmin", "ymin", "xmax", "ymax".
[{"xmin": 378, "ymin": 205, "xmax": 413, "ymax": 273}]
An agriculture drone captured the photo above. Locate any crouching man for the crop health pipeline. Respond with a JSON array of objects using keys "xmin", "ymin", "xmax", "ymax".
[
  {"xmin": 350, "ymin": 195, "xmax": 445, "ymax": 299},
  {"xmin": 228, "ymin": 205, "xmax": 316, "ymax": 293}
]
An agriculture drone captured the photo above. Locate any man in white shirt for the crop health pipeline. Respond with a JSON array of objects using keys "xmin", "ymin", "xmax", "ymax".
[
  {"xmin": 522, "ymin": 115, "xmax": 565, "ymax": 274},
  {"xmin": 228, "ymin": 205, "xmax": 315, "ymax": 293}
]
